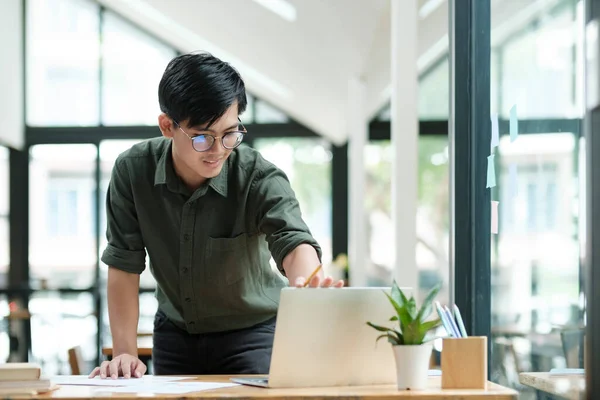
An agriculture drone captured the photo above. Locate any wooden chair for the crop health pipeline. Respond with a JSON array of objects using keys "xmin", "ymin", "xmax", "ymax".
[{"xmin": 67, "ymin": 346, "xmax": 84, "ymax": 375}]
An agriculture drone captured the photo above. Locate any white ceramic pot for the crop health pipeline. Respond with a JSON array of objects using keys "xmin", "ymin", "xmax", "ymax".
[{"xmin": 392, "ymin": 343, "xmax": 432, "ymax": 390}]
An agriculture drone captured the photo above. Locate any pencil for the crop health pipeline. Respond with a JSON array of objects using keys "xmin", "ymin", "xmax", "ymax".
[{"xmin": 303, "ymin": 264, "xmax": 323, "ymax": 287}]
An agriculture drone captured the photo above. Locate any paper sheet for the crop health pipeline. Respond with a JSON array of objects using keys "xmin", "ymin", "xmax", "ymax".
[
  {"xmin": 51, "ymin": 375, "xmax": 186, "ymax": 387},
  {"xmin": 510, "ymin": 105, "xmax": 518, "ymax": 142},
  {"xmin": 486, "ymin": 155, "xmax": 496, "ymax": 188},
  {"xmin": 491, "ymin": 201, "xmax": 499, "ymax": 234},
  {"xmin": 101, "ymin": 382, "xmax": 239, "ymax": 394},
  {"xmin": 490, "ymin": 113, "xmax": 499, "ymax": 150}
]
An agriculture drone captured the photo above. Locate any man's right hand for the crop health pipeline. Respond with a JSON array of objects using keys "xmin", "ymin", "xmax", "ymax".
[{"xmin": 88, "ymin": 354, "xmax": 147, "ymax": 379}]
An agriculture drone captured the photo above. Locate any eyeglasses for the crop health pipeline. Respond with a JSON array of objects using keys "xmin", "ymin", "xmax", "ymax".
[{"xmin": 173, "ymin": 119, "xmax": 246, "ymax": 152}]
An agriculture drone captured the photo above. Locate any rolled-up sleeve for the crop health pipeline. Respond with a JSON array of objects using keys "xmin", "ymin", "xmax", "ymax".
[
  {"xmin": 250, "ymin": 163, "xmax": 322, "ymax": 273},
  {"xmin": 100, "ymin": 158, "xmax": 146, "ymax": 274}
]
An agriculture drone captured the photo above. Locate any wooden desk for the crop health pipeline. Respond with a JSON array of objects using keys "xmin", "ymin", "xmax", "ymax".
[
  {"xmin": 35, "ymin": 375, "xmax": 517, "ymax": 399},
  {"xmin": 519, "ymin": 372, "xmax": 585, "ymax": 400}
]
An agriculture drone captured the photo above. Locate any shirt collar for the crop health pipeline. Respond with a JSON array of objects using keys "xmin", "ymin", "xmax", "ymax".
[{"xmin": 154, "ymin": 140, "xmax": 228, "ymax": 198}]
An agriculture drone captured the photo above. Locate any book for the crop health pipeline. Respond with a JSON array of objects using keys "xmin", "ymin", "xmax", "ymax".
[
  {"xmin": 0, "ymin": 363, "xmax": 41, "ymax": 381},
  {"xmin": 0, "ymin": 379, "xmax": 52, "ymax": 390}
]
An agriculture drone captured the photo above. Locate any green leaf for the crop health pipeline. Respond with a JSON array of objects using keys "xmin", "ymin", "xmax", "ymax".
[
  {"xmin": 391, "ymin": 280, "xmax": 409, "ymax": 307},
  {"xmin": 385, "ymin": 293, "xmax": 413, "ymax": 329},
  {"xmin": 366, "ymin": 321, "xmax": 392, "ymax": 332},
  {"xmin": 406, "ymin": 297, "xmax": 418, "ymax": 320},
  {"xmin": 416, "ymin": 284, "xmax": 441, "ymax": 322},
  {"xmin": 389, "ymin": 316, "xmax": 398, "ymax": 322},
  {"xmin": 419, "ymin": 318, "xmax": 442, "ymax": 335},
  {"xmin": 402, "ymin": 321, "xmax": 422, "ymax": 345},
  {"xmin": 376, "ymin": 331, "xmax": 403, "ymax": 345}
]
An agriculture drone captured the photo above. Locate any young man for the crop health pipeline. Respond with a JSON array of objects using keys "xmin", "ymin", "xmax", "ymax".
[{"xmin": 89, "ymin": 52, "xmax": 343, "ymax": 379}]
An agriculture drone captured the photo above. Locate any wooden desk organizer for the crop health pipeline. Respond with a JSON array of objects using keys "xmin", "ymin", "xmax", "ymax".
[{"xmin": 441, "ymin": 336, "xmax": 488, "ymax": 389}]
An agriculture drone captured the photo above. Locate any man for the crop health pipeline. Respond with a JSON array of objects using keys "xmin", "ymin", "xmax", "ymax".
[{"xmin": 89, "ymin": 52, "xmax": 344, "ymax": 379}]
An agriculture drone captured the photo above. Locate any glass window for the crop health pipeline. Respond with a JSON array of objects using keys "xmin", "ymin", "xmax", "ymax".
[
  {"xmin": 29, "ymin": 144, "xmax": 97, "ymax": 288},
  {"xmin": 418, "ymin": 58, "xmax": 449, "ymax": 119},
  {"xmin": 0, "ymin": 296, "xmax": 10, "ymax": 362},
  {"xmin": 377, "ymin": 57, "xmax": 450, "ymax": 121},
  {"xmin": 0, "ymin": 147, "xmax": 8, "ymax": 288},
  {"xmin": 99, "ymin": 140, "xmax": 154, "ymax": 288},
  {"xmin": 253, "ymin": 138, "xmax": 333, "ymax": 269},
  {"xmin": 243, "ymin": 94, "xmax": 255, "ymax": 124},
  {"xmin": 491, "ymin": 133, "xmax": 581, "ymax": 387},
  {"xmin": 101, "ymin": 12, "xmax": 176, "ymax": 126},
  {"xmin": 364, "ymin": 136, "xmax": 450, "ymax": 303},
  {"xmin": 29, "ymin": 292, "xmax": 97, "ymax": 375},
  {"xmin": 494, "ymin": 2, "xmax": 581, "ymax": 119},
  {"xmin": 26, "ymin": 0, "xmax": 100, "ymax": 126},
  {"xmin": 489, "ymin": 0, "xmax": 584, "ymax": 393},
  {"xmin": 255, "ymin": 100, "xmax": 289, "ymax": 123}
]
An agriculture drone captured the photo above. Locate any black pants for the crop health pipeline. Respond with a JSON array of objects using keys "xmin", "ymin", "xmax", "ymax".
[{"xmin": 152, "ymin": 310, "xmax": 276, "ymax": 375}]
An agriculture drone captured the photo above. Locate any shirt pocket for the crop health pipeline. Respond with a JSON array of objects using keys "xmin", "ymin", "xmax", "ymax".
[{"xmin": 206, "ymin": 233, "xmax": 249, "ymax": 285}]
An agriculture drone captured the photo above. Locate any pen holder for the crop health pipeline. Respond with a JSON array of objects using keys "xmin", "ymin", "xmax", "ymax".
[{"xmin": 441, "ymin": 336, "xmax": 487, "ymax": 389}]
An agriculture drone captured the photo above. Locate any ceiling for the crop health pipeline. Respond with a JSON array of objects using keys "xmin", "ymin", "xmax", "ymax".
[{"xmin": 96, "ymin": 0, "xmax": 561, "ymax": 145}]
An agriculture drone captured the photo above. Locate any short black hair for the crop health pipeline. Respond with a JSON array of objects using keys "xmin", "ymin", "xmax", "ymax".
[{"xmin": 158, "ymin": 52, "xmax": 247, "ymax": 128}]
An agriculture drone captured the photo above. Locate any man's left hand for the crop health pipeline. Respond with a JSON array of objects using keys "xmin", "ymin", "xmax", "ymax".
[{"xmin": 294, "ymin": 275, "xmax": 345, "ymax": 288}]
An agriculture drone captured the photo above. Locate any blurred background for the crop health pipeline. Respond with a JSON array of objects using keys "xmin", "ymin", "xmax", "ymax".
[{"xmin": 0, "ymin": 0, "xmax": 587, "ymax": 398}]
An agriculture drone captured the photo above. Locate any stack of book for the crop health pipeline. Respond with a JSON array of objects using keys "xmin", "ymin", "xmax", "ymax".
[{"xmin": 0, "ymin": 362, "xmax": 53, "ymax": 395}]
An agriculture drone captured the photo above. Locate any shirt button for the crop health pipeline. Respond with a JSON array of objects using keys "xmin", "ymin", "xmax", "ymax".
[
  {"xmin": 182, "ymin": 267, "xmax": 189, "ymax": 273},
  {"xmin": 185, "ymin": 297, "xmax": 191, "ymax": 303},
  {"xmin": 183, "ymin": 234, "xmax": 191, "ymax": 241}
]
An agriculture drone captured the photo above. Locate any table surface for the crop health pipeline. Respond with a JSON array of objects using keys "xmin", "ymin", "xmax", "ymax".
[
  {"xmin": 519, "ymin": 372, "xmax": 585, "ymax": 400},
  {"xmin": 32, "ymin": 375, "xmax": 518, "ymax": 400}
]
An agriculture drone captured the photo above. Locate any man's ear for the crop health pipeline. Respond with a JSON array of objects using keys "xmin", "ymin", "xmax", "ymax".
[{"xmin": 158, "ymin": 113, "xmax": 174, "ymax": 138}]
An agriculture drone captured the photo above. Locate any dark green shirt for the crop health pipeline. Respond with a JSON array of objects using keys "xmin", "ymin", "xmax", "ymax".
[{"xmin": 101, "ymin": 137, "xmax": 321, "ymax": 334}]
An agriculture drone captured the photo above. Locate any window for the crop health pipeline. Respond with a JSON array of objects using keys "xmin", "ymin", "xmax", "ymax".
[
  {"xmin": 377, "ymin": 57, "xmax": 450, "ymax": 121},
  {"xmin": 29, "ymin": 144, "xmax": 97, "ymax": 288},
  {"xmin": 26, "ymin": 0, "xmax": 100, "ymax": 126},
  {"xmin": 364, "ymin": 136, "xmax": 449, "ymax": 302},
  {"xmin": 489, "ymin": 0, "xmax": 584, "ymax": 391},
  {"xmin": 495, "ymin": 2, "xmax": 582, "ymax": 119},
  {"xmin": 253, "ymin": 138, "xmax": 333, "ymax": 268},
  {"xmin": 0, "ymin": 147, "xmax": 8, "ymax": 288},
  {"xmin": 255, "ymin": 100, "xmax": 289, "ymax": 123},
  {"xmin": 101, "ymin": 12, "xmax": 176, "ymax": 125},
  {"xmin": 29, "ymin": 292, "xmax": 97, "ymax": 375},
  {"xmin": 418, "ymin": 58, "xmax": 449, "ymax": 119}
]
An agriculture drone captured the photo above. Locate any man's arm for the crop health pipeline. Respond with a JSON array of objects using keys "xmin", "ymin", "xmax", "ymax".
[
  {"xmin": 107, "ymin": 267, "xmax": 140, "ymax": 357},
  {"xmin": 89, "ymin": 158, "xmax": 148, "ymax": 378},
  {"xmin": 249, "ymin": 161, "xmax": 342, "ymax": 288}
]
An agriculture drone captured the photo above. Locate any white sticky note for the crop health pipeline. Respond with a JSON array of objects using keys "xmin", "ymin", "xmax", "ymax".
[
  {"xmin": 491, "ymin": 201, "xmax": 499, "ymax": 234},
  {"xmin": 490, "ymin": 113, "xmax": 499, "ymax": 149},
  {"xmin": 510, "ymin": 105, "xmax": 518, "ymax": 142},
  {"xmin": 509, "ymin": 164, "xmax": 518, "ymax": 198},
  {"xmin": 486, "ymin": 155, "xmax": 496, "ymax": 188}
]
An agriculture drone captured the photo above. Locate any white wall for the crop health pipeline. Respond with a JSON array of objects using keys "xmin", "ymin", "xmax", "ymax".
[{"xmin": 0, "ymin": 0, "xmax": 24, "ymax": 150}]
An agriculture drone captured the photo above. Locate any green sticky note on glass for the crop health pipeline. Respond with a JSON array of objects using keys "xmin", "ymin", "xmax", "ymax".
[
  {"xmin": 510, "ymin": 105, "xmax": 518, "ymax": 142},
  {"xmin": 486, "ymin": 155, "xmax": 496, "ymax": 188}
]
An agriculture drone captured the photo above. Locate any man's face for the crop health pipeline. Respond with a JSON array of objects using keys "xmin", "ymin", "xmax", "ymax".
[{"xmin": 166, "ymin": 103, "xmax": 241, "ymax": 182}]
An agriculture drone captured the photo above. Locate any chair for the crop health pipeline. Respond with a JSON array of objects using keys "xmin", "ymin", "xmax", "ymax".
[
  {"xmin": 560, "ymin": 329, "xmax": 585, "ymax": 368},
  {"xmin": 67, "ymin": 346, "xmax": 84, "ymax": 375}
]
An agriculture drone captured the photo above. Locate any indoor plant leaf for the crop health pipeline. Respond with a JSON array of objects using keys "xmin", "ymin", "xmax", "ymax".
[
  {"xmin": 415, "ymin": 284, "xmax": 441, "ymax": 322},
  {"xmin": 366, "ymin": 321, "xmax": 393, "ymax": 332},
  {"xmin": 384, "ymin": 293, "xmax": 412, "ymax": 328}
]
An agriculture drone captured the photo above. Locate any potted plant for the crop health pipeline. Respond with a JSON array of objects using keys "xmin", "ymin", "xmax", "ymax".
[{"xmin": 366, "ymin": 280, "xmax": 442, "ymax": 390}]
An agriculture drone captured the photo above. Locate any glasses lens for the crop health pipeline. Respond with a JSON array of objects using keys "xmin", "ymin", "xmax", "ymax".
[
  {"xmin": 222, "ymin": 132, "xmax": 244, "ymax": 149},
  {"xmin": 192, "ymin": 135, "xmax": 214, "ymax": 152}
]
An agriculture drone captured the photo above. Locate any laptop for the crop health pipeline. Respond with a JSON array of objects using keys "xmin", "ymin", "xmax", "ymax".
[{"xmin": 231, "ymin": 286, "xmax": 411, "ymax": 388}]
